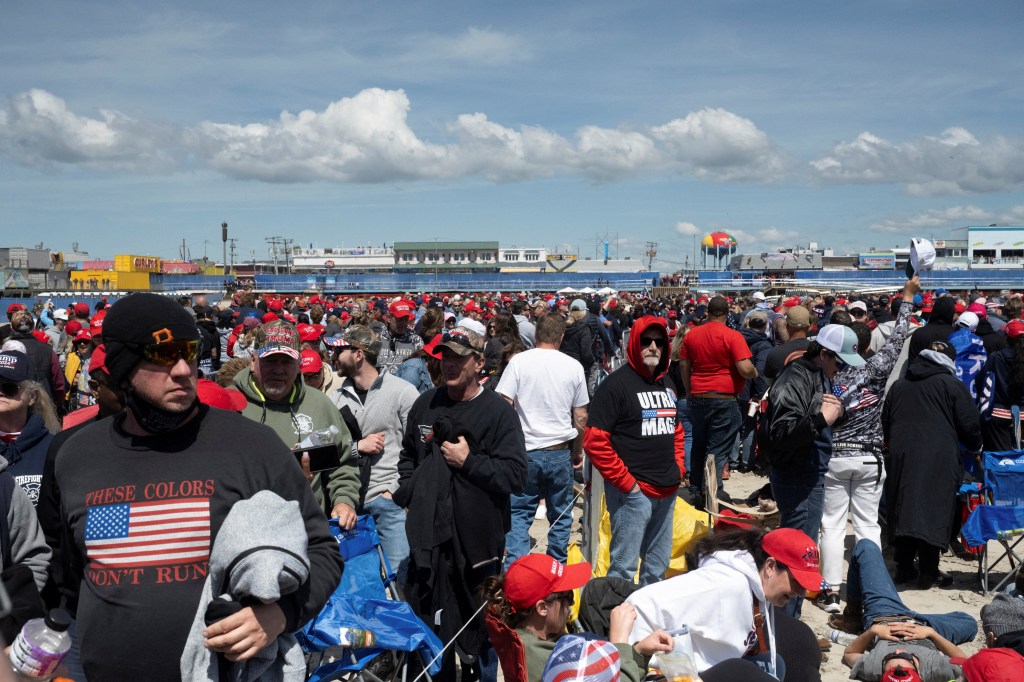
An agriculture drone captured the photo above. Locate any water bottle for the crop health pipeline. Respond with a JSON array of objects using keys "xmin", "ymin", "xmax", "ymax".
[
  {"xmin": 830, "ymin": 629, "xmax": 857, "ymax": 646},
  {"xmin": 297, "ymin": 424, "xmax": 340, "ymax": 448},
  {"xmin": 9, "ymin": 609, "xmax": 72, "ymax": 680},
  {"xmin": 338, "ymin": 626, "xmax": 376, "ymax": 648}
]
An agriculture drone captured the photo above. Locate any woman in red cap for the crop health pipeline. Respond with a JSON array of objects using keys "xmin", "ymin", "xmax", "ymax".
[
  {"xmin": 625, "ymin": 527, "xmax": 824, "ymax": 681},
  {"xmin": 481, "ymin": 554, "xmax": 671, "ymax": 682}
]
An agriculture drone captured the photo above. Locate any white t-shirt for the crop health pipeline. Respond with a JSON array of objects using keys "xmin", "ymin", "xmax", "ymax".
[{"xmin": 495, "ymin": 348, "xmax": 588, "ymax": 450}]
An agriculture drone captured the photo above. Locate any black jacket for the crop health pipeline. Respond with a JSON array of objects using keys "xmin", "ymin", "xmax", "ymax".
[
  {"xmin": 883, "ymin": 351, "xmax": 982, "ymax": 548},
  {"xmin": 757, "ymin": 354, "xmax": 830, "ymax": 475},
  {"xmin": 560, "ymin": 321, "xmax": 595, "ymax": 373},
  {"xmin": 907, "ymin": 298, "xmax": 956, "ymax": 360},
  {"xmin": 738, "ymin": 327, "xmax": 771, "ymax": 402}
]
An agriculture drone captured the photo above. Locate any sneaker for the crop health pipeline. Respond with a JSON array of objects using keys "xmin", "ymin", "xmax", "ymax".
[
  {"xmin": 535, "ymin": 502, "xmax": 547, "ymax": 521},
  {"xmin": 815, "ymin": 591, "xmax": 841, "ymax": 614}
]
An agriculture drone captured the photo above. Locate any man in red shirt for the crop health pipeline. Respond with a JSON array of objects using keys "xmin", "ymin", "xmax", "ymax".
[{"xmin": 680, "ymin": 296, "xmax": 757, "ymax": 507}]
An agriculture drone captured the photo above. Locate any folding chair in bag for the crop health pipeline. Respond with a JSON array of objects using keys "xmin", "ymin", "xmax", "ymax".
[
  {"xmin": 960, "ymin": 417, "xmax": 1024, "ymax": 593},
  {"xmin": 299, "ymin": 516, "xmax": 444, "ymax": 682},
  {"xmin": 702, "ymin": 456, "xmax": 779, "ymax": 532}
]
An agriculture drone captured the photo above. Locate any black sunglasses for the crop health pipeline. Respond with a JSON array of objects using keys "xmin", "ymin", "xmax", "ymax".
[
  {"xmin": 639, "ymin": 336, "xmax": 667, "ymax": 349},
  {"xmin": 882, "ymin": 651, "xmax": 918, "ymax": 671},
  {"xmin": 0, "ymin": 382, "xmax": 22, "ymax": 398},
  {"xmin": 142, "ymin": 340, "xmax": 201, "ymax": 367}
]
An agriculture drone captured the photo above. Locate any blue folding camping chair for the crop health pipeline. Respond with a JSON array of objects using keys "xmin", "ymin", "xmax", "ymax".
[
  {"xmin": 299, "ymin": 516, "xmax": 444, "ymax": 682},
  {"xmin": 960, "ymin": 411, "xmax": 1024, "ymax": 593}
]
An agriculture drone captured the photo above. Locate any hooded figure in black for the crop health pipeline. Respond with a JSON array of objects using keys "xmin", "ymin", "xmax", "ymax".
[
  {"xmin": 882, "ymin": 341, "xmax": 983, "ymax": 588},
  {"xmin": 907, "ymin": 296, "xmax": 956, "ymax": 360}
]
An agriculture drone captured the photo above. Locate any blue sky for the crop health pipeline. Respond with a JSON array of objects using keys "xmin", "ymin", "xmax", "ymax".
[{"xmin": 2, "ymin": 1, "xmax": 1023, "ymax": 270}]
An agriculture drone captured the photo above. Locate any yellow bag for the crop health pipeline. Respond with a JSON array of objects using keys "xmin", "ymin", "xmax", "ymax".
[
  {"xmin": 565, "ymin": 541, "xmax": 587, "ymax": 621},
  {"xmin": 594, "ymin": 494, "xmax": 709, "ymax": 581}
]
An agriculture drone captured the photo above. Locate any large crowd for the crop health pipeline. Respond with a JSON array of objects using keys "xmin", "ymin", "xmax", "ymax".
[{"xmin": 0, "ymin": 281, "xmax": 1021, "ymax": 681}]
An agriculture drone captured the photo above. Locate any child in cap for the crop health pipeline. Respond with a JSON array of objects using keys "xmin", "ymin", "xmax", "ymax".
[{"xmin": 480, "ymin": 554, "xmax": 671, "ymax": 682}]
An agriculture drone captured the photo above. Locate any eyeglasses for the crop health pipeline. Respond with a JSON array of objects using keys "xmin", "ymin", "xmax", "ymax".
[
  {"xmin": 639, "ymin": 336, "xmax": 667, "ymax": 349},
  {"xmin": 0, "ymin": 382, "xmax": 22, "ymax": 398},
  {"xmin": 142, "ymin": 340, "xmax": 201, "ymax": 367},
  {"xmin": 826, "ymin": 351, "xmax": 847, "ymax": 370}
]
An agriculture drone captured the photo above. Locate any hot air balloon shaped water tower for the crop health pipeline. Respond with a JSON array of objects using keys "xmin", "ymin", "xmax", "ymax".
[{"xmin": 701, "ymin": 232, "xmax": 738, "ymax": 270}]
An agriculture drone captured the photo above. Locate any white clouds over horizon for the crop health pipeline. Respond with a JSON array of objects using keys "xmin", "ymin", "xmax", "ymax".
[
  {"xmin": 872, "ymin": 204, "xmax": 1024, "ymax": 233},
  {"xmin": 4, "ymin": 87, "xmax": 1024, "ymax": 204},
  {"xmin": 811, "ymin": 128, "xmax": 1024, "ymax": 195}
]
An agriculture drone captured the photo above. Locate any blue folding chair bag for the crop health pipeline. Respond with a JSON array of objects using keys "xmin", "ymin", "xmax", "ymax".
[
  {"xmin": 301, "ymin": 594, "xmax": 443, "ymax": 674},
  {"xmin": 983, "ymin": 450, "xmax": 1024, "ymax": 507}
]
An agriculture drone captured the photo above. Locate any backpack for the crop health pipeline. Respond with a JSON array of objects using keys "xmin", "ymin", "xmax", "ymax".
[{"xmin": 949, "ymin": 327, "xmax": 987, "ymax": 401}]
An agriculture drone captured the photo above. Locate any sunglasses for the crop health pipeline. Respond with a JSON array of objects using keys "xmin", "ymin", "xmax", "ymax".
[
  {"xmin": 639, "ymin": 336, "xmax": 667, "ymax": 349},
  {"xmin": 0, "ymin": 382, "xmax": 21, "ymax": 398},
  {"xmin": 826, "ymin": 351, "xmax": 848, "ymax": 370},
  {"xmin": 882, "ymin": 651, "xmax": 918, "ymax": 671},
  {"xmin": 142, "ymin": 340, "xmax": 201, "ymax": 367}
]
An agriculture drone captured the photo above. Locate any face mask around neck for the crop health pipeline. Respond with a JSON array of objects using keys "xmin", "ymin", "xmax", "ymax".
[{"xmin": 125, "ymin": 389, "xmax": 198, "ymax": 434}]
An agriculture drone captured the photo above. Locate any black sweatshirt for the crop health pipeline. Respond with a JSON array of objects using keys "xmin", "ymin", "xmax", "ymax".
[{"xmin": 56, "ymin": 405, "xmax": 342, "ymax": 682}]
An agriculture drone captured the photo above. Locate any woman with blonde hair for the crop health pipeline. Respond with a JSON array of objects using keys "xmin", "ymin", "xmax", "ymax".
[{"xmin": 0, "ymin": 350, "xmax": 60, "ymax": 506}]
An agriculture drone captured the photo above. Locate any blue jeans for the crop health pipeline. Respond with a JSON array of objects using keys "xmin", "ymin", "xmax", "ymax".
[
  {"xmin": 363, "ymin": 494, "xmax": 410, "ymax": 586},
  {"xmin": 769, "ymin": 469, "xmax": 825, "ymax": 618},
  {"xmin": 505, "ymin": 449, "xmax": 574, "ymax": 569},
  {"xmin": 676, "ymin": 398, "xmax": 694, "ymax": 475},
  {"xmin": 847, "ymin": 540, "xmax": 977, "ymax": 645},
  {"xmin": 731, "ymin": 408, "xmax": 757, "ymax": 469},
  {"xmin": 688, "ymin": 396, "xmax": 741, "ymax": 495},
  {"xmin": 604, "ymin": 485, "xmax": 675, "ymax": 585}
]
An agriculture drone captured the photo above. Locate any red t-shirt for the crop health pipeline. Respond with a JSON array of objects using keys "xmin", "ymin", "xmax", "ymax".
[{"xmin": 680, "ymin": 321, "xmax": 752, "ymax": 395}]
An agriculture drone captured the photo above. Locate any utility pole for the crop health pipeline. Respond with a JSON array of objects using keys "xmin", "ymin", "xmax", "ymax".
[
  {"xmin": 266, "ymin": 236, "xmax": 282, "ymax": 275},
  {"xmin": 645, "ymin": 241, "xmax": 658, "ymax": 271},
  {"xmin": 282, "ymin": 238, "xmax": 294, "ymax": 274},
  {"xmin": 228, "ymin": 238, "xmax": 238, "ymax": 276}
]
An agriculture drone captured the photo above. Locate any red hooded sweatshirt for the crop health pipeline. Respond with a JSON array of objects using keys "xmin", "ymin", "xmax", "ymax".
[{"xmin": 583, "ymin": 315, "xmax": 686, "ymax": 497}]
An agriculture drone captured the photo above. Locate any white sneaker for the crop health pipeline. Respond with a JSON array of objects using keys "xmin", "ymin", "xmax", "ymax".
[
  {"xmin": 815, "ymin": 591, "xmax": 841, "ymax": 614},
  {"xmin": 535, "ymin": 502, "xmax": 547, "ymax": 520}
]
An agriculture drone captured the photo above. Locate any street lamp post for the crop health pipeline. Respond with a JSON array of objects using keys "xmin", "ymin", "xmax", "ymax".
[{"xmin": 221, "ymin": 222, "xmax": 228, "ymax": 279}]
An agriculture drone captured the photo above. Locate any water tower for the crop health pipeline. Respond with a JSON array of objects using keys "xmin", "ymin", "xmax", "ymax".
[{"xmin": 700, "ymin": 232, "xmax": 738, "ymax": 270}]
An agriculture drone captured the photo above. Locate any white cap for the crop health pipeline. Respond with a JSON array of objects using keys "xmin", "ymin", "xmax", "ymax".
[
  {"xmin": 906, "ymin": 238, "xmax": 936, "ymax": 276},
  {"xmin": 752, "ymin": 291, "xmax": 766, "ymax": 301},
  {"xmin": 457, "ymin": 318, "xmax": 486, "ymax": 337},
  {"xmin": 53, "ymin": 308, "xmax": 69, "ymax": 321},
  {"xmin": 815, "ymin": 324, "xmax": 866, "ymax": 367},
  {"xmin": 957, "ymin": 311, "xmax": 980, "ymax": 332},
  {"xmin": 848, "ymin": 301, "xmax": 868, "ymax": 313}
]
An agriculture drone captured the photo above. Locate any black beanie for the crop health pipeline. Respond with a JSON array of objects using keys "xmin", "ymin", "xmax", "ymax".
[{"xmin": 102, "ymin": 293, "xmax": 200, "ymax": 386}]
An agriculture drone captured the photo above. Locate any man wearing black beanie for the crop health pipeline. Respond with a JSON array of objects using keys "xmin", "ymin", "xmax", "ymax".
[{"xmin": 54, "ymin": 293, "xmax": 342, "ymax": 680}]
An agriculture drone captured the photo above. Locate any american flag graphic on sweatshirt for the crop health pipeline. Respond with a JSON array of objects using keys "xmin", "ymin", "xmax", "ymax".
[{"xmin": 84, "ymin": 497, "xmax": 210, "ymax": 568}]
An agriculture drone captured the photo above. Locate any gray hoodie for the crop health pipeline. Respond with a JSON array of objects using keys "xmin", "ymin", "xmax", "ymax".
[{"xmin": 181, "ymin": 491, "xmax": 309, "ymax": 682}]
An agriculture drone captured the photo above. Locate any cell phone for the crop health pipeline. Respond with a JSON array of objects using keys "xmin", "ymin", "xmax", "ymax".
[{"xmin": 295, "ymin": 443, "xmax": 342, "ymax": 472}]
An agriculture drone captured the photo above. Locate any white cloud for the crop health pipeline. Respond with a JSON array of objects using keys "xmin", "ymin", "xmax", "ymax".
[
  {"xmin": 869, "ymin": 204, "xmax": 1023, "ymax": 233},
  {"xmin": 652, "ymin": 108, "xmax": 790, "ymax": 181},
  {"xmin": 0, "ymin": 88, "xmax": 790, "ymax": 185},
  {"xmin": 811, "ymin": 127, "xmax": 1024, "ymax": 194},
  {"xmin": 418, "ymin": 27, "xmax": 530, "ymax": 65},
  {"xmin": 0, "ymin": 89, "xmax": 176, "ymax": 171},
  {"xmin": 675, "ymin": 221, "xmax": 700, "ymax": 236}
]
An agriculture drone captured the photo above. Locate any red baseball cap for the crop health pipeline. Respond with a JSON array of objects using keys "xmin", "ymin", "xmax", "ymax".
[
  {"xmin": 300, "ymin": 349, "xmax": 324, "ymax": 375},
  {"xmin": 761, "ymin": 528, "xmax": 823, "ymax": 592},
  {"xmin": 880, "ymin": 666, "xmax": 921, "ymax": 682},
  {"xmin": 261, "ymin": 312, "xmax": 279, "ymax": 323},
  {"xmin": 73, "ymin": 331, "xmax": 92, "ymax": 344},
  {"xmin": 90, "ymin": 310, "xmax": 106, "ymax": 336},
  {"xmin": 423, "ymin": 333, "xmax": 443, "ymax": 360},
  {"xmin": 73, "ymin": 302, "xmax": 90, "ymax": 317},
  {"xmin": 297, "ymin": 323, "xmax": 322, "ymax": 343},
  {"xmin": 64, "ymin": 320, "xmax": 83, "ymax": 336},
  {"xmin": 389, "ymin": 299, "xmax": 415, "ymax": 319},
  {"xmin": 196, "ymin": 379, "xmax": 248, "ymax": 412},
  {"xmin": 463, "ymin": 301, "xmax": 479, "ymax": 313},
  {"xmin": 88, "ymin": 344, "xmax": 108, "ymax": 374},
  {"xmin": 949, "ymin": 648, "xmax": 1024, "ymax": 682},
  {"xmin": 1006, "ymin": 319, "xmax": 1024, "ymax": 339},
  {"xmin": 504, "ymin": 555, "xmax": 592, "ymax": 612},
  {"xmin": 6, "ymin": 303, "xmax": 25, "ymax": 317}
]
